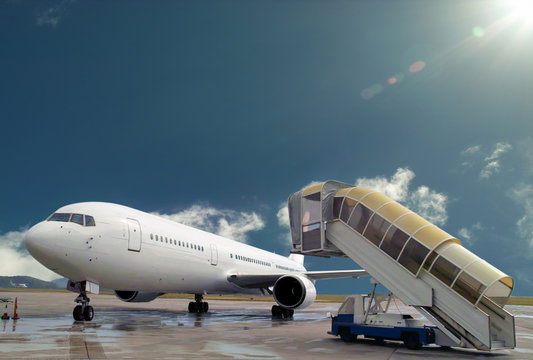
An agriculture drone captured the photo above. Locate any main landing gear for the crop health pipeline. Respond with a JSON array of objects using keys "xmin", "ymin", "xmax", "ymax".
[
  {"xmin": 271, "ymin": 305, "xmax": 294, "ymax": 319},
  {"xmin": 188, "ymin": 294, "xmax": 209, "ymax": 313},
  {"xmin": 68, "ymin": 280, "xmax": 94, "ymax": 321}
]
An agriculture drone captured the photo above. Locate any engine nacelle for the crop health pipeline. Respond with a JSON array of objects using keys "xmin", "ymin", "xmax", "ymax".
[
  {"xmin": 114, "ymin": 290, "xmax": 163, "ymax": 303},
  {"xmin": 273, "ymin": 274, "xmax": 317, "ymax": 309}
]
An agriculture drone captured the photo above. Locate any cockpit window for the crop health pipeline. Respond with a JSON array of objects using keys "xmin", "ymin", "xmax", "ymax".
[
  {"xmin": 48, "ymin": 213, "xmax": 71, "ymax": 222},
  {"xmin": 47, "ymin": 212, "xmax": 96, "ymax": 227},
  {"xmin": 70, "ymin": 214, "xmax": 84, "ymax": 226},
  {"xmin": 85, "ymin": 215, "xmax": 95, "ymax": 226}
]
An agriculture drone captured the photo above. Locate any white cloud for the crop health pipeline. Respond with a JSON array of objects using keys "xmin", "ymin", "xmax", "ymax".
[
  {"xmin": 458, "ymin": 227, "xmax": 471, "ymax": 241},
  {"xmin": 460, "ymin": 142, "xmax": 512, "ymax": 178},
  {"xmin": 510, "ymin": 184, "xmax": 533, "ymax": 248},
  {"xmin": 356, "ymin": 168, "xmax": 448, "ymax": 226},
  {"xmin": 457, "ymin": 222, "xmax": 483, "ymax": 247},
  {"xmin": 355, "ymin": 167, "xmax": 414, "ymax": 202},
  {"xmin": 480, "ymin": 142, "xmax": 512, "ymax": 179},
  {"xmin": 277, "ymin": 204, "xmax": 290, "ymax": 228},
  {"xmin": 0, "ymin": 229, "xmax": 60, "ymax": 281},
  {"xmin": 277, "ymin": 168, "xmax": 449, "ymax": 247},
  {"xmin": 461, "ymin": 145, "xmax": 481, "ymax": 156},
  {"xmin": 486, "ymin": 142, "xmax": 512, "ymax": 161},
  {"xmin": 152, "ymin": 204, "xmax": 265, "ymax": 243},
  {"xmin": 36, "ymin": 0, "xmax": 74, "ymax": 28}
]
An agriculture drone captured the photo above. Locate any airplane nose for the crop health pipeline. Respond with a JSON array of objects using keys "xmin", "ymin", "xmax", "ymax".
[
  {"xmin": 23, "ymin": 225, "xmax": 38, "ymax": 253},
  {"xmin": 24, "ymin": 222, "xmax": 59, "ymax": 269}
]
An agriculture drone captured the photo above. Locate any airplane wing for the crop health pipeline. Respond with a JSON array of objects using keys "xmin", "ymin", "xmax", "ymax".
[{"xmin": 227, "ymin": 269, "xmax": 368, "ymax": 288}]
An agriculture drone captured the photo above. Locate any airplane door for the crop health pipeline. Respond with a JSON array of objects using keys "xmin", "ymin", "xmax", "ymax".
[
  {"xmin": 210, "ymin": 244, "xmax": 218, "ymax": 266},
  {"xmin": 127, "ymin": 218, "xmax": 141, "ymax": 252}
]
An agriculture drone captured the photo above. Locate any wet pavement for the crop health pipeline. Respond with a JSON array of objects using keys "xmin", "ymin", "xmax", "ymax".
[{"xmin": 1, "ymin": 291, "xmax": 533, "ymax": 359}]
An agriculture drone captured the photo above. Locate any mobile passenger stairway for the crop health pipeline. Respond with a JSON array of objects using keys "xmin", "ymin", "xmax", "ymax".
[{"xmin": 288, "ymin": 181, "xmax": 515, "ymax": 351}]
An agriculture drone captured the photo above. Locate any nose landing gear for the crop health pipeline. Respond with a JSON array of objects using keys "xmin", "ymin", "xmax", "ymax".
[
  {"xmin": 68, "ymin": 280, "xmax": 94, "ymax": 321},
  {"xmin": 188, "ymin": 294, "xmax": 209, "ymax": 313}
]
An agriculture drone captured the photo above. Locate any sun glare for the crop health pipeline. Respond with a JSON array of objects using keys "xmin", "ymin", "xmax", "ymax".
[{"xmin": 511, "ymin": 0, "xmax": 533, "ymax": 23}]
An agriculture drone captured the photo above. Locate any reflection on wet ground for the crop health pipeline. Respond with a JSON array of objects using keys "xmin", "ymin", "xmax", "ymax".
[
  {"xmin": 1, "ymin": 308, "xmax": 325, "ymax": 334},
  {"xmin": 1, "ymin": 291, "xmax": 533, "ymax": 359}
]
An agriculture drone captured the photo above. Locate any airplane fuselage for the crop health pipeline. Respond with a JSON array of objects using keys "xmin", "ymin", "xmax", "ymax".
[{"xmin": 24, "ymin": 202, "xmax": 305, "ymax": 295}]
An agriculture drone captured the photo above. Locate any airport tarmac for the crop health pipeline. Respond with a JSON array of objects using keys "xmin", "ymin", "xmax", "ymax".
[{"xmin": 1, "ymin": 291, "xmax": 533, "ymax": 359}]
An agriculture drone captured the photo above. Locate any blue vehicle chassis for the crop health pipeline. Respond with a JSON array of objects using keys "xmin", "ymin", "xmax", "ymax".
[{"xmin": 329, "ymin": 314, "xmax": 436, "ymax": 349}]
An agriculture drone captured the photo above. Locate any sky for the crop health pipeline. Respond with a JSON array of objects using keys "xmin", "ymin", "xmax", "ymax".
[{"xmin": 1, "ymin": 0, "xmax": 533, "ymax": 296}]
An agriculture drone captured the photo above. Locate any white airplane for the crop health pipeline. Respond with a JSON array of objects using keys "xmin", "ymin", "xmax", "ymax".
[
  {"xmin": 24, "ymin": 202, "xmax": 367, "ymax": 321},
  {"xmin": 9, "ymin": 281, "xmax": 28, "ymax": 288}
]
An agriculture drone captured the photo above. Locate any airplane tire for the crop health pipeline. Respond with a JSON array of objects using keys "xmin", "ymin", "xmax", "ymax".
[
  {"xmin": 188, "ymin": 302, "xmax": 196, "ymax": 313},
  {"xmin": 202, "ymin": 302, "xmax": 208, "ymax": 313},
  {"xmin": 73, "ymin": 305, "xmax": 83, "ymax": 321},
  {"xmin": 83, "ymin": 306, "xmax": 94, "ymax": 321}
]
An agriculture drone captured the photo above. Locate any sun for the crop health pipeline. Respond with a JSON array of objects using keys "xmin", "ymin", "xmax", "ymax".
[{"xmin": 510, "ymin": 0, "xmax": 533, "ymax": 23}]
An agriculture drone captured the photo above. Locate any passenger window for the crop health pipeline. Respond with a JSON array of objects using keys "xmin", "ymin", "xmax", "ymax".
[
  {"xmin": 363, "ymin": 214, "xmax": 391, "ymax": 246},
  {"xmin": 348, "ymin": 204, "xmax": 373, "ymax": 234},
  {"xmin": 398, "ymin": 239, "xmax": 429, "ymax": 274},
  {"xmin": 452, "ymin": 272, "xmax": 486, "ymax": 304},
  {"xmin": 165, "ymin": 237, "xmax": 168, "ymax": 243},
  {"xmin": 423, "ymin": 251, "xmax": 438, "ymax": 270},
  {"xmin": 194, "ymin": 244, "xmax": 197, "ymax": 250},
  {"xmin": 430, "ymin": 256, "xmax": 460, "ymax": 286},
  {"xmin": 380, "ymin": 226, "xmax": 409, "ymax": 260},
  {"xmin": 187, "ymin": 243, "xmax": 189, "ymax": 248},
  {"xmin": 178, "ymin": 241, "xmax": 181, "ymax": 246},
  {"xmin": 150, "ymin": 233, "xmax": 154, "ymax": 240},
  {"xmin": 340, "ymin": 198, "xmax": 358, "ymax": 223},
  {"xmin": 156, "ymin": 235, "xmax": 159, "ymax": 241},
  {"xmin": 174, "ymin": 240, "xmax": 176, "ymax": 245},
  {"xmin": 333, "ymin": 197, "xmax": 344, "ymax": 219},
  {"xmin": 85, "ymin": 215, "xmax": 96, "ymax": 226},
  {"xmin": 70, "ymin": 214, "xmax": 84, "ymax": 226},
  {"xmin": 230, "ymin": 254, "xmax": 233, "ymax": 258},
  {"xmin": 48, "ymin": 213, "xmax": 71, "ymax": 222}
]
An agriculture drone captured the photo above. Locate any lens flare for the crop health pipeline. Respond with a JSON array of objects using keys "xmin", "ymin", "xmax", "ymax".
[
  {"xmin": 387, "ymin": 77, "xmax": 397, "ymax": 85},
  {"xmin": 472, "ymin": 26, "xmax": 485, "ymax": 37},
  {"xmin": 409, "ymin": 61, "xmax": 426, "ymax": 73}
]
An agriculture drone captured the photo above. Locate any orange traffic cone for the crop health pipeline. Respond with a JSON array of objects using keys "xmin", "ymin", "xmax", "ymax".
[
  {"xmin": 12, "ymin": 297, "xmax": 19, "ymax": 320},
  {"xmin": 1, "ymin": 303, "xmax": 9, "ymax": 320}
]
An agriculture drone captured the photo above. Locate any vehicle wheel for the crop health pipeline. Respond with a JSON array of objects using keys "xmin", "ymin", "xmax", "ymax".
[
  {"xmin": 403, "ymin": 332, "xmax": 422, "ymax": 350},
  {"xmin": 339, "ymin": 327, "xmax": 355, "ymax": 342},
  {"xmin": 271, "ymin": 305, "xmax": 280, "ymax": 317},
  {"xmin": 83, "ymin": 306, "xmax": 94, "ymax": 321},
  {"xmin": 374, "ymin": 337, "xmax": 385, "ymax": 344},
  {"xmin": 202, "ymin": 302, "xmax": 208, "ymax": 313},
  {"xmin": 73, "ymin": 305, "xmax": 83, "ymax": 321}
]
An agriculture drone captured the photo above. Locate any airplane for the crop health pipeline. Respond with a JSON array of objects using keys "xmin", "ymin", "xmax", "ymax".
[
  {"xmin": 9, "ymin": 281, "xmax": 28, "ymax": 288},
  {"xmin": 24, "ymin": 202, "xmax": 367, "ymax": 321}
]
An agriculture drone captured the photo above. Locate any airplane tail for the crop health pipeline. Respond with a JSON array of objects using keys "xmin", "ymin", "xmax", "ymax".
[{"xmin": 288, "ymin": 253, "xmax": 304, "ymax": 265}]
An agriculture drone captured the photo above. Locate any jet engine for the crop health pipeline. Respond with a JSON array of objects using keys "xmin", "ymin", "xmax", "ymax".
[
  {"xmin": 114, "ymin": 290, "xmax": 163, "ymax": 303},
  {"xmin": 272, "ymin": 274, "xmax": 316, "ymax": 309}
]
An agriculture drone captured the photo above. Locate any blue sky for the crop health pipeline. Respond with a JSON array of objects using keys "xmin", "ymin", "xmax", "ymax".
[{"xmin": 1, "ymin": 0, "xmax": 533, "ymax": 295}]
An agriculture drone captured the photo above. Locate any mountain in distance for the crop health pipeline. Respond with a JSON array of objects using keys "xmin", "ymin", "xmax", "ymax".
[{"xmin": 0, "ymin": 276, "xmax": 65, "ymax": 290}]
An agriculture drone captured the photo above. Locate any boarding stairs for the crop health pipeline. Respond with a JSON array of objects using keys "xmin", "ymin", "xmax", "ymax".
[{"xmin": 288, "ymin": 181, "xmax": 515, "ymax": 351}]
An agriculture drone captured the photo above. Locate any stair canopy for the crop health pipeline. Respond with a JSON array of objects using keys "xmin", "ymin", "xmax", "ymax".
[{"xmin": 289, "ymin": 181, "xmax": 514, "ymax": 309}]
